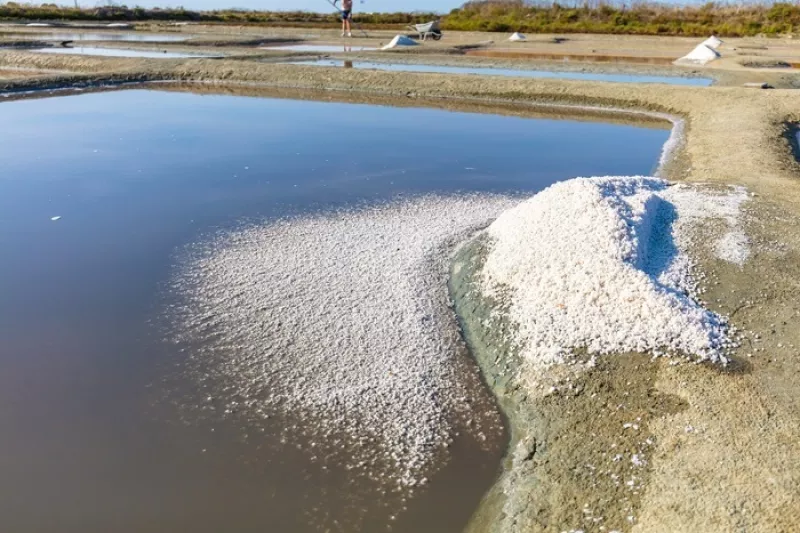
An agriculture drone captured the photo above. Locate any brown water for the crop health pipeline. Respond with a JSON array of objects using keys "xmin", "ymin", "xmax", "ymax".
[{"xmin": 0, "ymin": 88, "xmax": 669, "ymax": 532}]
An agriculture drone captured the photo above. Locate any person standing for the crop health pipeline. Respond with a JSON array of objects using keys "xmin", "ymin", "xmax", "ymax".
[{"xmin": 340, "ymin": 0, "xmax": 353, "ymax": 37}]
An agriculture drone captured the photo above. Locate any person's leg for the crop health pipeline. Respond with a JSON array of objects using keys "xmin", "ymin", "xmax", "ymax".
[
  {"xmin": 346, "ymin": 14, "xmax": 352, "ymax": 36},
  {"xmin": 341, "ymin": 14, "xmax": 346, "ymax": 36}
]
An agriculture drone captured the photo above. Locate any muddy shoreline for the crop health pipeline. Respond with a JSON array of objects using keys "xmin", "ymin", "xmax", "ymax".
[{"xmin": 2, "ymin": 33, "xmax": 800, "ymax": 532}]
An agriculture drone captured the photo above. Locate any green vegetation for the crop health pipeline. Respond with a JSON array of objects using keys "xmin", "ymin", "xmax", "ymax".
[
  {"xmin": 0, "ymin": 3, "xmax": 436, "ymax": 28},
  {"xmin": 1, "ymin": 1, "xmax": 799, "ymax": 37},
  {"xmin": 444, "ymin": 0, "xmax": 800, "ymax": 37}
]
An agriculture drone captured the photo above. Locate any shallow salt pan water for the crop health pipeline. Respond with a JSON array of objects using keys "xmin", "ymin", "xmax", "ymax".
[
  {"xmin": 287, "ymin": 58, "xmax": 713, "ymax": 86},
  {"xmin": 0, "ymin": 88, "xmax": 668, "ymax": 532},
  {"xmin": 0, "ymin": 31, "xmax": 189, "ymax": 41},
  {"xmin": 173, "ymin": 195, "xmax": 518, "ymax": 491},
  {"xmin": 31, "ymin": 47, "xmax": 218, "ymax": 58},
  {"xmin": 795, "ymin": 127, "xmax": 800, "ymax": 157},
  {"xmin": 265, "ymin": 43, "xmax": 376, "ymax": 52}
]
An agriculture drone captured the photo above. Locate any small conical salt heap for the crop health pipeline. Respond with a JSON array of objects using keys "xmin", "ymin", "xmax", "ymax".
[
  {"xmin": 675, "ymin": 44, "xmax": 720, "ymax": 65},
  {"xmin": 381, "ymin": 35, "xmax": 419, "ymax": 50},
  {"xmin": 702, "ymin": 35, "xmax": 723, "ymax": 49}
]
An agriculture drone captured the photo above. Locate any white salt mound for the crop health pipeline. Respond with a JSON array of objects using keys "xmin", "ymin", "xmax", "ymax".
[
  {"xmin": 381, "ymin": 34, "xmax": 419, "ymax": 50},
  {"xmin": 702, "ymin": 35, "xmax": 723, "ymax": 49},
  {"xmin": 665, "ymin": 183, "xmax": 750, "ymax": 266},
  {"xmin": 172, "ymin": 195, "xmax": 515, "ymax": 489},
  {"xmin": 675, "ymin": 44, "xmax": 721, "ymax": 65},
  {"xmin": 481, "ymin": 177, "xmax": 745, "ymax": 369},
  {"xmin": 508, "ymin": 32, "xmax": 527, "ymax": 42}
]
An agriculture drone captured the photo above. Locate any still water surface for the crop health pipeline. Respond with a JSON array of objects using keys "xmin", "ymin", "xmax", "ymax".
[
  {"xmin": 288, "ymin": 58, "xmax": 713, "ymax": 86},
  {"xmin": 0, "ymin": 88, "xmax": 668, "ymax": 532},
  {"xmin": 264, "ymin": 43, "xmax": 377, "ymax": 52},
  {"xmin": 0, "ymin": 31, "xmax": 189, "ymax": 42},
  {"xmin": 32, "ymin": 46, "xmax": 218, "ymax": 58}
]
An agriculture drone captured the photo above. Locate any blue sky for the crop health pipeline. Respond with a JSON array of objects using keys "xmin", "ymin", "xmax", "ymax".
[{"xmin": 117, "ymin": 0, "xmax": 459, "ymax": 13}]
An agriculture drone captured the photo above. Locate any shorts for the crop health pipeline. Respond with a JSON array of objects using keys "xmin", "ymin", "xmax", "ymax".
[{"xmin": 341, "ymin": 9, "xmax": 351, "ymax": 21}]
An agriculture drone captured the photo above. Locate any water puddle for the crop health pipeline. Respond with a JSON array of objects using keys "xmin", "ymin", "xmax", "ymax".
[
  {"xmin": 289, "ymin": 58, "xmax": 712, "ymax": 86},
  {"xmin": 0, "ymin": 88, "xmax": 669, "ymax": 533},
  {"xmin": 264, "ymin": 43, "xmax": 377, "ymax": 52},
  {"xmin": 0, "ymin": 32, "xmax": 189, "ymax": 42},
  {"xmin": 465, "ymin": 48, "xmax": 676, "ymax": 65},
  {"xmin": 30, "ymin": 47, "xmax": 218, "ymax": 59}
]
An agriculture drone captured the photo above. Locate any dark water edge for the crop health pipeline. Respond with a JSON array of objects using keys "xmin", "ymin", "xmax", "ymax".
[{"xmin": 786, "ymin": 122, "xmax": 800, "ymax": 163}]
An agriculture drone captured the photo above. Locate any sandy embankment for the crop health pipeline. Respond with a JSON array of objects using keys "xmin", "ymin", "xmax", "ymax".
[{"xmin": 1, "ymin": 32, "xmax": 800, "ymax": 532}]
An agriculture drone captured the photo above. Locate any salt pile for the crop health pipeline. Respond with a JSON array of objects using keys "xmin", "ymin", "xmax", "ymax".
[
  {"xmin": 381, "ymin": 34, "xmax": 419, "ymax": 50},
  {"xmin": 480, "ymin": 177, "xmax": 746, "ymax": 369},
  {"xmin": 702, "ymin": 35, "xmax": 723, "ymax": 50},
  {"xmin": 675, "ymin": 43, "xmax": 721, "ymax": 65},
  {"xmin": 665, "ymin": 183, "xmax": 750, "ymax": 266},
  {"xmin": 170, "ymin": 195, "xmax": 515, "ymax": 489},
  {"xmin": 508, "ymin": 32, "xmax": 527, "ymax": 42}
]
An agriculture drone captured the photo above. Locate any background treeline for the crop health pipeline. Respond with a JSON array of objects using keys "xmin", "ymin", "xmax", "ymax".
[
  {"xmin": 0, "ymin": 3, "xmax": 437, "ymax": 27},
  {"xmin": 445, "ymin": 0, "xmax": 800, "ymax": 36},
  {"xmin": 1, "ymin": 1, "xmax": 799, "ymax": 37}
]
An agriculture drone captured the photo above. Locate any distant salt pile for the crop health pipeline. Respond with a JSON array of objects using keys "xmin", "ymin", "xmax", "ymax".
[
  {"xmin": 702, "ymin": 35, "xmax": 723, "ymax": 50},
  {"xmin": 675, "ymin": 43, "xmax": 721, "ymax": 66},
  {"xmin": 480, "ymin": 177, "xmax": 746, "ymax": 369},
  {"xmin": 381, "ymin": 34, "xmax": 419, "ymax": 50},
  {"xmin": 171, "ymin": 195, "xmax": 515, "ymax": 489},
  {"xmin": 508, "ymin": 32, "xmax": 527, "ymax": 42}
]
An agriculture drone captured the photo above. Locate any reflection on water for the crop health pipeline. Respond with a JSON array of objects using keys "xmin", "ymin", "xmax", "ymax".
[
  {"xmin": 31, "ymin": 46, "xmax": 217, "ymax": 59},
  {"xmin": 288, "ymin": 58, "xmax": 713, "ymax": 86},
  {"xmin": 0, "ymin": 88, "xmax": 669, "ymax": 533},
  {"xmin": 264, "ymin": 43, "xmax": 376, "ymax": 52},
  {"xmin": 0, "ymin": 31, "xmax": 190, "ymax": 42}
]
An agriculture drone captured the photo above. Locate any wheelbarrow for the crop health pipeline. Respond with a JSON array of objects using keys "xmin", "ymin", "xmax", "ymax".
[{"xmin": 407, "ymin": 20, "xmax": 442, "ymax": 41}]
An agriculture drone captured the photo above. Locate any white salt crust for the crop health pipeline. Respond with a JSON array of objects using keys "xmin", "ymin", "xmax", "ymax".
[
  {"xmin": 382, "ymin": 35, "xmax": 419, "ymax": 50},
  {"xmin": 702, "ymin": 35, "xmax": 724, "ymax": 50},
  {"xmin": 170, "ymin": 195, "xmax": 517, "ymax": 489},
  {"xmin": 481, "ymin": 177, "xmax": 747, "ymax": 369},
  {"xmin": 664, "ymin": 183, "xmax": 751, "ymax": 266},
  {"xmin": 170, "ymin": 177, "xmax": 748, "ymax": 493},
  {"xmin": 675, "ymin": 43, "xmax": 721, "ymax": 65}
]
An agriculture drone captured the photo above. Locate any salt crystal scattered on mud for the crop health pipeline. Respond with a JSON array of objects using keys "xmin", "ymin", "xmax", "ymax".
[
  {"xmin": 168, "ymin": 195, "xmax": 516, "ymax": 489},
  {"xmin": 480, "ymin": 176, "xmax": 747, "ymax": 369},
  {"xmin": 663, "ymin": 183, "xmax": 750, "ymax": 266},
  {"xmin": 167, "ymin": 177, "xmax": 749, "ymax": 496}
]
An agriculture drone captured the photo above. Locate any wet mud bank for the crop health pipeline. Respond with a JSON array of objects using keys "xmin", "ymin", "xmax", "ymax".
[
  {"xmin": 449, "ymin": 175, "xmax": 800, "ymax": 532},
  {"xmin": 450, "ymin": 235, "xmax": 688, "ymax": 532}
]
